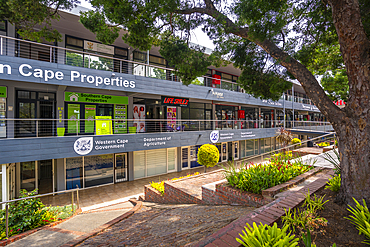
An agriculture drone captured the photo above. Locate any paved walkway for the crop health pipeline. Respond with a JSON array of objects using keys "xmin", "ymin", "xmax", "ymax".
[{"xmin": 7, "ymin": 201, "xmax": 134, "ymax": 247}]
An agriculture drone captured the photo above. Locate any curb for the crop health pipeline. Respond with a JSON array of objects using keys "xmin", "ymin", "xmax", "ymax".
[
  {"xmin": 0, "ymin": 208, "xmax": 82, "ymax": 246},
  {"xmin": 59, "ymin": 199, "xmax": 143, "ymax": 247}
]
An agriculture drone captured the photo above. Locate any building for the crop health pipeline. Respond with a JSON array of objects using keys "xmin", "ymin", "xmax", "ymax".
[{"xmin": 0, "ymin": 6, "xmax": 330, "ymax": 201}]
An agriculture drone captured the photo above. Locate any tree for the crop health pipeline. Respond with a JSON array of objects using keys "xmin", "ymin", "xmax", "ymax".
[
  {"xmin": 197, "ymin": 144, "xmax": 220, "ymax": 173},
  {"xmin": 79, "ymin": 0, "xmax": 370, "ymax": 205},
  {"xmin": 0, "ymin": 0, "xmax": 79, "ymax": 41}
]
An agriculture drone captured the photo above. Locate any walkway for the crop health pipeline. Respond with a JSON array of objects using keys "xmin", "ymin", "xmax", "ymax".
[{"xmin": 7, "ymin": 201, "xmax": 135, "ymax": 247}]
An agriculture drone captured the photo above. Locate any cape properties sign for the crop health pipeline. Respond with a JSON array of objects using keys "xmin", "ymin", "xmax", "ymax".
[
  {"xmin": 65, "ymin": 92, "xmax": 128, "ymax": 104},
  {"xmin": 0, "ymin": 63, "xmax": 136, "ymax": 89}
]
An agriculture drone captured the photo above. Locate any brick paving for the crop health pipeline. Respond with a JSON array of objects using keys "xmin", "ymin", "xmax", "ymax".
[{"xmin": 76, "ymin": 203, "xmax": 255, "ymax": 247}]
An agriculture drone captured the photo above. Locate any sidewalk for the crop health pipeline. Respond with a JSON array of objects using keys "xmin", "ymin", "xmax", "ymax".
[{"xmin": 7, "ymin": 201, "xmax": 135, "ymax": 247}]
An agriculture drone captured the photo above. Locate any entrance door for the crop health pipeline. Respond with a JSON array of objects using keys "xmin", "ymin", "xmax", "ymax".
[
  {"xmin": 39, "ymin": 101, "xmax": 54, "ymax": 136},
  {"xmin": 228, "ymin": 142, "xmax": 233, "ymax": 161},
  {"xmin": 17, "ymin": 102, "xmax": 36, "ymax": 136},
  {"xmin": 20, "ymin": 161, "xmax": 36, "ymax": 192},
  {"xmin": 181, "ymin": 147, "xmax": 189, "ymax": 169},
  {"xmin": 115, "ymin": 153, "xmax": 127, "ymax": 183},
  {"xmin": 232, "ymin": 141, "xmax": 239, "ymax": 160},
  {"xmin": 38, "ymin": 160, "xmax": 53, "ymax": 194},
  {"xmin": 147, "ymin": 105, "xmax": 164, "ymax": 133},
  {"xmin": 222, "ymin": 142, "xmax": 228, "ymax": 162}
]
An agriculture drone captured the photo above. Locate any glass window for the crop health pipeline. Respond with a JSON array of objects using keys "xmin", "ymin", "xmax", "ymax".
[
  {"xmin": 66, "ymin": 37, "xmax": 83, "ymax": 48},
  {"xmin": 149, "ymin": 55, "xmax": 166, "ymax": 65},
  {"xmin": 246, "ymin": 140, "xmax": 254, "ymax": 156},
  {"xmin": 66, "ymin": 157, "xmax": 83, "ymax": 190},
  {"xmin": 240, "ymin": 140, "xmax": 246, "ymax": 158},
  {"xmin": 84, "ymin": 154, "xmax": 114, "ymax": 187},
  {"xmin": 20, "ymin": 161, "xmax": 36, "ymax": 192},
  {"xmin": 115, "ymin": 47, "xmax": 128, "ymax": 57}
]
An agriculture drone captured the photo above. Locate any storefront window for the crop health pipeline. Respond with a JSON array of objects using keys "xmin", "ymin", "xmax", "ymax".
[
  {"xmin": 246, "ymin": 140, "xmax": 254, "ymax": 156},
  {"xmin": 215, "ymin": 105, "xmax": 237, "ymax": 130},
  {"xmin": 181, "ymin": 103, "xmax": 212, "ymax": 131},
  {"xmin": 84, "ymin": 155, "xmax": 114, "ymax": 187},
  {"xmin": 66, "ymin": 157, "xmax": 83, "ymax": 190},
  {"xmin": 242, "ymin": 107, "xmax": 259, "ymax": 129}
]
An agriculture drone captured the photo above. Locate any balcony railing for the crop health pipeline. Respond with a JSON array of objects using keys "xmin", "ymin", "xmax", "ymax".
[
  {"xmin": 0, "ymin": 118, "xmax": 332, "ymax": 139},
  {"xmin": 0, "ymin": 35, "xmax": 244, "ymax": 92}
]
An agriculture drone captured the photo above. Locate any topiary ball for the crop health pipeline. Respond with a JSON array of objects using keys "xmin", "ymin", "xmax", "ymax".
[{"xmin": 197, "ymin": 144, "xmax": 220, "ymax": 168}]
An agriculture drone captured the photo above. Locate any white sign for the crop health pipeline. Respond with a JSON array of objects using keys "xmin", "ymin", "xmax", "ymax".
[
  {"xmin": 241, "ymin": 132, "xmax": 256, "ymax": 138},
  {"xmin": 0, "ymin": 63, "xmax": 136, "ymax": 89},
  {"xmin": 84, "ymin": 40, "xmax": 115, "ymax": 55},
  {"xmin": 210, "ymin": 89, "xmax": 224, "ymax": 98},
  {"xmin": 210, "ymin": 130, "xmax": 219, "ymax": 143},
  {"xmin": 74, "ymin": 137, "xmax": 93, "ymax": 155}
]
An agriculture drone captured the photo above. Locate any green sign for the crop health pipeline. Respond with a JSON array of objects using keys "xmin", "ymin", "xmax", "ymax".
[
  {"xmin": 85, "ymin": 105, "xmax": 96, "ymax": 133},
  {"xmin": 65, "ymin": 92, "xmax": 128, "ymax": 105},
  {"xmin": 95, "ymin": 116, "xmax": 112, "ymax": 135},
  {"xmin": 68, "ymin": 104, "xmax": 80, "ymax": 133},
  {"xmin": 0, "ymin": 86, "xmax": 6, "ymax": 98},
  {"xmin": 114, "ymin": 104, "xmax": 127, "ymax": 134}
]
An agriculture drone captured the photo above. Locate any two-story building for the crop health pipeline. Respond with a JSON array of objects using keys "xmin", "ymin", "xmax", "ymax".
[{"xmin": 0, "ymin": 6, "xmax": 329, "ymax": 201}]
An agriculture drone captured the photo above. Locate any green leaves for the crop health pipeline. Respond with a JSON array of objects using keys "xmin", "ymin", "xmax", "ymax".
[
  {"xmin": 159, "ymin": 37, "xmax": 216, "ymax": 86},
  {"xmin": 236, "ymin": 222, "xmax": 299, "ymax": 247},
  {"xmin": 0, "ymin": 0, "xmax": 79, "ymax": 41},
  {"xmin": 345, "ymin": 198, "xmax": 370, "ymax": 244}
]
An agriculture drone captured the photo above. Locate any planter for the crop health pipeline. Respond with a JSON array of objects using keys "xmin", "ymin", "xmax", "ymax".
[{"xmin": 57, "ymin": 127, "xmax": 65, "ymax": 137}]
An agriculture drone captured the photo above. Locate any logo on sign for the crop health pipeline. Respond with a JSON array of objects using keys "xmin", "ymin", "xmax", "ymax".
[
  {"xmin": 74, "ymin": 137, "xmax": 93, "ymax": 155},
  {"xmin": 210, "ymin": 130, "xmax": 219, "ymax": 143}
]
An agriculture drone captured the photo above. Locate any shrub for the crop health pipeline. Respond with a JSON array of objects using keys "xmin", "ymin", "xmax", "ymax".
[
  {"xmin": 345, "ymin": 198, "xmax": 370, "ymax": 245},
  {"xmin": 317, "ymin": 142, "xmax": 330, "ymax": 147},
  {"xmin": 276, "ymin": 128, "xmax": 293, "ymax": 147},
  {"xmin": 323, "ymin": 149, "xmax": 341, "ymax": 175},
  {"xmin": 236, "ymin": 222, "xmax": 299, "ymax": 247},
  {"xmin": 0, "ymin": 190, "xmax": 59, "ymax": 240},
  {"xmin": 325, "ymin": 175, "xmax": 341, "ymax": 192},
  {"xmin": 150, "ymin": 172, "xmax": 200, "ymax": 195},
  {"xmin": 197, "ymin": 144, "xmax": 220, "ymax": 172},
  {"xmin": 291, "ymin": 138, "xmax": 302, "ymax": 146},
  {"xmin": 224, "ymin": 159, "xmax": 314, "ymax": 194}
]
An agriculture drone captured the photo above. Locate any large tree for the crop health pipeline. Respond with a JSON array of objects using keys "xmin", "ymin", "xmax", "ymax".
[{"xmin": 79, "ymin": 0, "xmax": 369, "ymax": 205}]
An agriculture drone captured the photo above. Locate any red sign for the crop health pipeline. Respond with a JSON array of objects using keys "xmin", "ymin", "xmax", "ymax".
[
  {"xmin": 238, "ymin": 110, "xmax": 245, "ymax": 119},
  {"xmin": 161, "ymin": 96, "xmax": 189, "ymax": 107},
  {"xmin": 212, "ymin": 74, "xmax": 221, "ymax": 85}
]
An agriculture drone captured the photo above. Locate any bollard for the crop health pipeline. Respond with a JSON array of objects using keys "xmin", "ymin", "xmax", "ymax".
[{"xmin": 5, "ymin": 204, "xmax": 8, "ymax": 238}]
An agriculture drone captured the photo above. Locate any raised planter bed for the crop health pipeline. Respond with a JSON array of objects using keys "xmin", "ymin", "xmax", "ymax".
[{"xmin": 144, "ymin": 166, "xmax": 325, "ymax": 207}]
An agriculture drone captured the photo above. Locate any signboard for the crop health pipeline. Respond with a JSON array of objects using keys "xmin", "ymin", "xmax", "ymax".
[
  {"xmin": 167, "ymin": 107, "xmax": 177, "ymax": 130},
  {"xmin": 0, "ymin": 86, "xmax": 6, "ymax": 98},
  {"xmin": 161, "ymin": 96, "xmax": 189, "ymax": 107},
  {"xmin": 84, "ymin": 40, "xmax": 115, "ymax": 55},
  {"xmin": 84, "ymin": 105, "xmax": 96, "ymax": 133},
  {"xmin": 95, "ymin": 116, "xmax": 112, "ymax": 135},
  {"xmin": 65, "ymin": 92, "xmax": 128, "ymax": 105},
  {"xmin": 114, "ymin": 104, "xmax": 127, "ymax": 134}
]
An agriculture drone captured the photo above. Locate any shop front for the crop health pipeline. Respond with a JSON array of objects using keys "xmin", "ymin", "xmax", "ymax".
[
  {"xmin": 215, "ymin": 105, "xmax": 238, "ymax": 130},
  {"xmin": 64, "ymin": 92, "xmax": 128, "ymax": 135}
]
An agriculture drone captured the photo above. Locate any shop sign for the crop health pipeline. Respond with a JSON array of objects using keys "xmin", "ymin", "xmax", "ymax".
[
  {"xmin": 209, "ymin": 88, "xmax": 224, "ymax": 99},
  {"xmin": 65, "ymin": 92, "xmax": 128, "ymax": 105},
  {"xmin": 0, "ymin": 63, "xmax": 136, "ymax": 89},
  {"xmin": 161, "ymin": 96, "xmax": 189, "ymax": 107},
  {"xmin": 74, "ymin": 136, "xmax": 129, "ymax": 155},
  {"xmin": 241, "ymin": 131, "xmax": 256, "ymax": 138},
  {"xmin": 84, "ymin": 40, "xmax": 115, "ymax": 55},
  {"xmin": 0, "ymin": 86, "xmax": 6, "ymax": 98},
  {"xmin": 95, "ymin": 116, "xmax": 113, "ymax": 135}
]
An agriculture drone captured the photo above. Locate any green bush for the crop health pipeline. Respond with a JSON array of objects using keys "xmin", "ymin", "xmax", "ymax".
[
  {"xmin": 0, "ymin": 190, "xmax": 77, "ymax": 240},
  {"xmin": 224, "ymin": 159, "xmax": 314, "ymax": 194},
  {"xmin": 345, "ymin": 198, "xmax": 370, "ymax": 245},
  {"xmin": 236, "ymin": 222, "xmax": 299, "ymax": 247},
  {"xmin": 197, "ymin": 144, "xmax": 220, "ymax": 172},
  {"xmin": 325, "ymin": 175, "xmax": 341, "ymax": 192},
  {"xmin": 0, "ymin": 190, "xmax": 58, "ymax": 240},
  {"xmin": 291, "ymin": 138, "xmax": 302, "ymax": 146}
]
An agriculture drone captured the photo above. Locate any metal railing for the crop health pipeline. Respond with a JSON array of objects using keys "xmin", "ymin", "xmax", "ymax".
[
  {"xmin": 0, "ymin": 35, "xmax": 244, "ymax": 92},
  {"xmin": 239, "ymin": 132, "xmax": 337, "ymax": 166},
  {"xmin": 0, "ymin": 186, "xmax": 80, "ymax": 239},
  {"xmin": 286, "ymin": 121, "xmax": 334, "ymax": 132},
  {"xmin": 0, "ymin": 118, "xmax": 332, "ymax": 138}
]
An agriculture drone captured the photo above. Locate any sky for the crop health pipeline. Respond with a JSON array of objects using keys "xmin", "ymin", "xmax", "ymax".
[{"xmin": 79, "ymin": 0, "xmax": 215, "ymax": 50}]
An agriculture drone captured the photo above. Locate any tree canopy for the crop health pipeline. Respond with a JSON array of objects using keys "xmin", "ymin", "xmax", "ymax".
[{"xmin": 0, "ymin": 0, "xmax": 79, "ymax": 41}]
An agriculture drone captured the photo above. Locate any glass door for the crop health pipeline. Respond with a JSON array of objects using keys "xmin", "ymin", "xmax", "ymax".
[
  {"xmin": 17, "ymin": 102, "xmax": 36, "ymax": 137},
  {"xmin": 222, "ymin": 142, "xmax": 228, "ymax": 162},
  {"xmin": 233, "ymin": 141, "xmax": 239, "ymax": 160},
  {"xmin": 38, "ymin": 160, "xmax": 53, "ymax": 194},
  {"xmin": 20, "ymin": 161, "xmax": 36, "ymax": 192},
  {"xmin": 115, "ymin": 153, "xmax": 127, "ymax": 183},
  {"xmin": 181, "ymin": 147, "xmax": 189, "ymax": 169}
]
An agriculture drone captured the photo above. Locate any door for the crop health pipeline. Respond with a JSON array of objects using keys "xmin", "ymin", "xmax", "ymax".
[
  {"xmin": 167, "ymin": 148, "xmax": 177, "ymax": 172},
  {"xmin": 227, "ymin": 142, "xmax": 232, "ymax": 161},
  {"xmin": 38, "ymin": 160, "xmax": 53, "ymax": 194},
  {"xmin": 39, "ymin": 100, "xmax": 54, "ymax": 136},
  {"xmin": 233, "ymin": 141, "xmax": 239, "ymax": 160},
  {"xmin": 17, "ymin": 102, "xmax": 36, "ymax": 137},
  {"xmin": 8, "ymin": 164, "xmax": 16, "ymax": 200},
  {"xmin": 222, "ymin": 142, "xmax": 228, "ymax": 162},
  {"xmin": 181, "ymin": 147, "xmax": 189, "ymax": 169},
  {"xmin": 20, "ymin": 161, "xmax": 36, "ymax": 192},
  {"xmin": 115, "ymin": 153, "xmax": 127, "ymax": 183}
]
